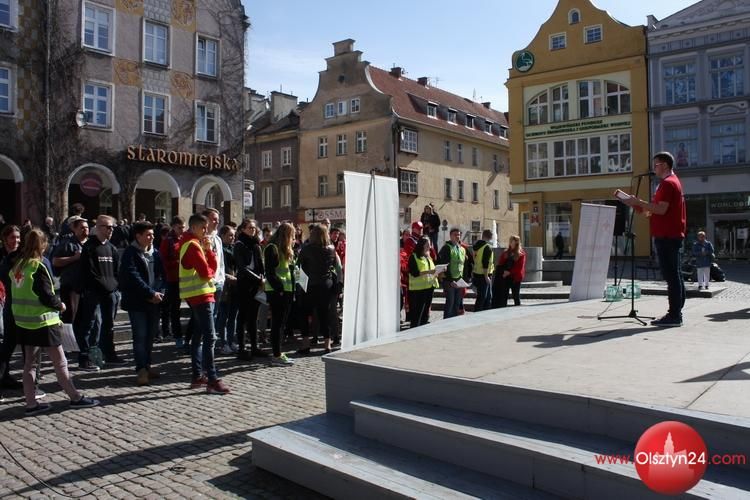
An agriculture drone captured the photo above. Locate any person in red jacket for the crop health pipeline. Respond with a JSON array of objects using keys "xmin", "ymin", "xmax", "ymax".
[
  {"xmin": 159, "ymin": 216, "xmax": 185, "ymax": 346},
  {"xmin": 492, "ymin": 235, "xmax": 526, "ymax": 308}
]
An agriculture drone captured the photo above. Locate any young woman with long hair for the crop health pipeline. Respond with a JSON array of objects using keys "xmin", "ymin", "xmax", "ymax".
[
  {"xmin": 263, "ymin": 222, "xmax": 296, "ymax": 366},
  {"xmin": 10, "ymin": 229, "xmax": 98, "ymax": 414},
  {"xmin": 492, "ymin": 235, "xmax": 527, "ymax": 308},
  {"xmin": 407, "ymin": 236, "xmax": 438, "ymax": 328}
]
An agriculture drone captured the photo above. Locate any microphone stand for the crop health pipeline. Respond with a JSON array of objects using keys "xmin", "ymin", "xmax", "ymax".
[{"xmin": 598, "ymin": 174, "xmax": 654, "ymax": 325}]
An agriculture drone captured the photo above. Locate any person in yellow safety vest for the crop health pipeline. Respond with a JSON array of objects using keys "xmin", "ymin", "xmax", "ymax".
[
  {"xmin": 471, "ymin": 229, "xmax": 495, "ymax": 311},
  {"xmin": 10, "ymin": 228, "xmax": 99, "ymax": 415},
  {"xmin": 437, "ymin": 228, "xmax": 468, "ymax": 319},
  {"xmin": 178, "ymin": 213, "xmax": 230, "ymax": 395},
  {"xmin": 263, "ymin": 222, "xmax": 296, "ymax": 366},
  {"xmin": 408, "ymin": 237, "xmax": 440, "ymax": 328}
]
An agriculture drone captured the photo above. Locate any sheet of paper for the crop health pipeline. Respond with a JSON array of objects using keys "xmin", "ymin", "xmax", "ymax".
[
  {"xmin": 434, "ymin": 264, "xmax": 448, "ymax": 274},
  {"xmin": 297, "ymin": 267, "xmax": 310, "ymax": 292},
  {"xmin": 455, "ymin": 278, "xmax": 470, "ymax": 288}
]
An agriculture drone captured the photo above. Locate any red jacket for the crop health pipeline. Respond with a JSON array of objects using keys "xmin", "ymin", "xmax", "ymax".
[
  {"xmin": 159, "ymin": 231, "xmax": 182, "ymax": 283},
  {"xmin": 178, "ymin": 231, "xmax": 217, "ymax": 305},
  {"xmin": 497, "ymin": 249, "xmax": 526, "ymax": 284}
]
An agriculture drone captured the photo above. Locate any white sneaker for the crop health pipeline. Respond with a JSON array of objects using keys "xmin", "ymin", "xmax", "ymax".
[
  {"xmin": 271, "ymin": 353, "xmax": 294, "ymax": 366},
  {"xmin": 221, "ymin": 344, "xmax": 233, "ymax": 355}
]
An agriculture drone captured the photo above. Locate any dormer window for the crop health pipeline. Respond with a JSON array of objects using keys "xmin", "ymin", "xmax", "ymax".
[
  {"xmin": 447, "ymin": 109, "xmax": 457, "ymax": 124},
  {"xmin": 499, "ymin": 127, "xmax": 508, "ymax": 138},
  {"xmin": 484, "ymin": 121, "xmax": 493, "ymax": 134},
  {"xmin": 427, "ymin": 102, "xmax": 437, "ymax": 118},
  {"xmin": 466, "ymin": 114, "xmax": 475, "ymax": 129},
  {"xmin": 569, "ymin": 9, "xmax": 580, "ymax": 24}
]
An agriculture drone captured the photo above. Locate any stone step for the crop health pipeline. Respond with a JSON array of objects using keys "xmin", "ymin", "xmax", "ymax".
[{"xmin": 351, "ymin": 396, "xmax": 750, "ymax": 499}]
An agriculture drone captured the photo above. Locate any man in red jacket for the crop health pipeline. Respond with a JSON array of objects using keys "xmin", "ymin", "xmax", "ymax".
[
  {"xmin": 159, "ymin": 216, "xmax": 185, "ymax": 346},
  {"xmin": 179, "ymin": 214, "xmax": 229, "ymax": 394}
]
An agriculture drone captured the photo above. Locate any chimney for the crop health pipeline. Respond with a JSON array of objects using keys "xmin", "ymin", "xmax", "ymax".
[
  {"xmin": 417, "ymin": 77, "xmax": 429, "ymax": 86},
  {"xmin": 270, "ymin": 91, "xmax": 298, "ymax": 123},
  {"xmin": 333, "ymin": 39, "xmax": 355, "ymax": 56},
  {"xmin": 647, "ymin": 14, "xmax": 658, "ymax": 28},
  {"xmin": 390, "ymin": 66, "xmax": 403, "ymax": 78},
  {"xmin": 482, "ymin": 101, "xmax": 491, "ymax": 109}
]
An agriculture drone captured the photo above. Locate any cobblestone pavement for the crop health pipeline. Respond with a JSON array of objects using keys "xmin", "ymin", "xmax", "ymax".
[{"xmin": 1, "ymin": 260, "xmax": 748, "ymax": 498}]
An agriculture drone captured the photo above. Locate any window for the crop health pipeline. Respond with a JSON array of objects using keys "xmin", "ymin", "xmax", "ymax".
[
  {"xmin": 550, "ymin": 33, "xmax": 566, "ymax": 50},
  {"xmin": 261, "ymin": 150, "xmax": 272, "ymax": 170},
  {"xmin": 607, "ymin": 133, "xmax": 631, "ymax": 172},
  {"xmin": 711, "ymin": 121, "xmax": 746, "ymax": 165},
  {"xmin": 665, "ymin": 125, "xmax": 698, "ymax": 168},
  {"xmin": 551, "ymin": 84, "xmax": 569, "ymax": 122},
  {"xmin": 0, "ymin": 67, "xmax": 11, "ymax": 113},
  {"xmin": 606, "ymin": 82, "xmax": 630, "ymax": 115},
  {"xmin": 195, "ymin": 102, "xmax": 219, "ymax": 143},
  {"xmin": 584, "ymin": 25, "xmax": 602, "ymax": 44},
  {"xmin": 553, "ymin": 139, "xmax": 578, "ymax": 177},
  {"xmin": 448, "ymin": 109, "xmax": 457, "ymax": 124},
  {"xmin": 427, "ymin": 102, "xmax": 437, "ymax": 118},
  {"xmin": 457, "ymin": 180, "xmax": 464, "ymax": 201},
  {"xmin": 457, "ymin": 143, "xmax": 464, "ymax": 163},
  {"xmin": 0, "ymin": 0, "xmax": 16, "ymax": 29},
  {"xmin": 400, "ymin": 129, "xmax": 418, "ymax": 153},
  {"xmin": 499, "ymin": 127, "xmax": 508, "ymax": 138},
  {"xmin": 400, "ymin": 170, "xmax": 418, "ymax": 194},
  {"xmin": 144, "ymin": 21, "xmax": 168, "ymax": 65},
  {"xmin": 578, "ymin": 80, "xmax": 602, "ymax": 118},
  {"xmin": 355, "ymin": 130, "xmax": 367, "ymax": 153},
  {"xmin": 350, "ymin": 97, "xmax": 360, "ymax": 113},
  {"xmin": 527, "ymin": 91, "xmax": 548, "ymax": 125},
  {"xmin": 466, "ymin": 115, "xmax": 475, "ymax": 129},
  {"xmin": 710, "ymin": 54, "xmax": 744, "ymax": 99},
  {"xmin": 261, "ymin": 185, "xmax": 272, "ymax": 209},
  {"xmin": 337, "ymin": 173, "xmax": 344, "ymax": 195},
  {"xmin": 336, "ymin": 134, "xmax": 347, "ymax": 155},
  {"xmin": 569, "ymin": 9, "xmax": 580, "ymax": 24},
  {"xmin": 577, "ymin": 136, "xmax": 602, "ymax": 174},
  {"xmin": 197, "ymin": 36, "xmax": 218, "ymax": 76},
  {"xmin": 444, "ymin": 141, "xmax": 452, "ymax": 161},
  {"xmin": 318, "ymin": 137, "xmax": 328, "ymax": 158},
  {"xmin": 493, "ymin": 190, "xmax": 500, "ymax": 209},
  {"xmin": 484, "ymin": 121, "xmax": 493, "ymax": 134},
  {"xmin": 444, "ymin": 178, "xmax": 452, "ymax": 199},
  {"xmin": 318, "ymin": 175, "xmax": 328, "ymax": 197},
  {"xmin": 324, "ymin": 103, "xmax": 335, "ymax": 118},
  {"xmin": 472, "ymin": 147, "xmax": 479, "ymax": 166},
  {"xmin": 281, "ymin": 147, "xmax": 291, "ymax": 166},
  {"xmin": 143, "ymin": 93, "xmax": 166, "ymax": 135},
  {"xmin": 472, "ymin": 182, "xmax": 479, "ymax": 203},
  {"xmin": 83, "ymin": 2, "xmax": 113, "ymax": 52},
  {"xmin": 337, "ymin": 100, "xmax": 347, "ymax": 116},
  {"xmin": 83, "ymin": 82, "xmax": 112, "ymax": 128},
  {"xmin": 280, "ymin": 184, "xmax": 291, "ymax": 207},
  {"xmin": 664, "ymin": 62, "xmax": 696, "ymax": 105},
  {"xmin": 526, "ymin": 142, "xmax": 549, "ymax": 179}
]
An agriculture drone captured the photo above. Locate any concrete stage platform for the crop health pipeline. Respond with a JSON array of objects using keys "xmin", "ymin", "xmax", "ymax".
[{"xmin": 251, "ymin": 297, "xmax": 750, "ymax": 499}]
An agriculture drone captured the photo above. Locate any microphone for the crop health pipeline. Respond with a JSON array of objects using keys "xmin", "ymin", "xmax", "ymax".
[{"xmin": 634, "ymin": 172, "xmax": 655, "ymax": 177}]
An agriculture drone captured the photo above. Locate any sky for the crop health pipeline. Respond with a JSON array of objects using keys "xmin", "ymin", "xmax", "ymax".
[{"xmin": 242, "ymin": 0, "xmax": 695, "ymax": 111}]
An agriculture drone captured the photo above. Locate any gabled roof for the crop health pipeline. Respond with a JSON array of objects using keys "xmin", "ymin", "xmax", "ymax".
[
  {"xmin": 650, "ymin": 0, "xmax": 750, "ymax": 31},
  {"xmin": 368, "ymin": 66, "xmax": 509, "ymax": 145}
]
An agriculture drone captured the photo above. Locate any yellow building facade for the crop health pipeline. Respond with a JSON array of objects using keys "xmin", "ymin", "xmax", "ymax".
[{"xmin": 506, "ymin": 0, "xmax": 651, "ymax": 256}]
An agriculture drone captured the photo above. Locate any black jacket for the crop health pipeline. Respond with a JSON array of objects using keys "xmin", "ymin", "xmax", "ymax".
[
  {"xmin": 80, "ymin": 236, "xmax": 119, "ymax": 294},
  {"xmin": 298, "ymin": 244, "xmax": 336, "ymax": 288},
  {"xmin": 118, "ymin": 243, "xmax": 163, "ymax": 311},
  {"xmin": 234, "ymin": 233, "xmax": 264, "ymax": 292}
]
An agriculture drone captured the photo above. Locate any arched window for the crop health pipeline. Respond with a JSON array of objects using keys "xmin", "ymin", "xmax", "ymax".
[
  {"xmin": 569, "ymin": 9, "xmax": 580, "ymax": 24},
  {"xmin": 606, "ymin": 81, "xmax": 631, "ymax": 115},
  {"xmin": 99, "ymin": 188, "xmax": 113, "ymax": 215},
  {"xmin": 528, "ymin": 85, "xmax": 569, "ymax": 125},
  {"xmin": 154, "ymin": 191, "xmax": 172, "ymax": 221},
  {"xmin": 527, "ymin": 91, "xmax": 549, "ymax": 126}
]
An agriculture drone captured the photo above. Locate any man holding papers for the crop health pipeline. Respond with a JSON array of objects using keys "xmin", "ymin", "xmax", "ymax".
[{"xmin": 437, "ymin": 228, "xmax": 469, "ymax": 319}]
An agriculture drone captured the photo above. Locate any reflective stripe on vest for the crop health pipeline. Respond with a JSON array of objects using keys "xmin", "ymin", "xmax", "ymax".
[
  {"xmin": 473, "ymin": 243, "xmax": 495, "ymax": 275},
  {"xmin": 446, "ymin": 243, "xmax": 466, "ymax": 280},
  {"xmin": 10, "ymin": 260, "xmax": 62, "ymax": 330},
  {"xmin": 264, "ymin": 243, "xmax": 293, "ymax": 292},
  {"xmin": 409, "ymin": 255, "xmax": 438, "ymax": 291},
  {"xmin": 178, "ymin": 239, "xmax": 217, "ymax": 299}
]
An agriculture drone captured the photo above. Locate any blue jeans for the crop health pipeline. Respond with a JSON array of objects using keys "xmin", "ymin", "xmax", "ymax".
[
  {"xmin": 128, "ymin": 305, "xmax": 159, "ymax": 371},
  {"xmin": 472, "ymin": 275, "xmax": 492, "ymax": 312},
  {"xmin": 74, "ymin": 290, "xmax": 117, "ymax": 363},
  {"xmin": 443, "ymin": 282, "xmax": 462, "ymax": 319},
  {"xmin": 654, "ymin": 237, "xmax": 685, "ymax": 319},
  {"xmin": 189, "ymin": 301, "xmax": 218, "ymax": 381},
  {"xmin": 216, "ymin": 300, "xmax": 238, "ymax": 346}
]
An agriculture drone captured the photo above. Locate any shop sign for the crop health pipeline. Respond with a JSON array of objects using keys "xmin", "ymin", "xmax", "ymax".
[
  {"xmin": 126, "ymin": 145, "xmax": 240, "ymax": 172},
  {"xmin": 79, "ymin": 172, "xmax": 103, "ymax": 197},
  {"xmin": 525, "ymin": 116, "xmax": 631, "ymax": 139},
  {"xmin": 515, "ymin": 51, "xmax": 535, "ymax": 73},
  {"xmin": 708, "ymin": 193, "xmax": 750, "ymax": 214},
  {"xmin": 305, "ymin": 208, "xmax": 345, "ymax": 222}
]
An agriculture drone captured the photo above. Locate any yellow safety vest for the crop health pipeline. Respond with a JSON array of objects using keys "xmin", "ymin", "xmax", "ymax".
[
  {"xmin": 264, "ymin": 243, "xmax": 293, "ymax": 292},
  {"xmin": 445, "ymin": 243, "xmax": 466, "ymax": 280},
  {"xmin": 178, "ymin": 239, "xmax": 217, "ymax": 299},
  {"xmin": 409, "ymin": 255, "xmax": 438, "ymax": 291},
  {"xmin": 10, "ymin": 259, "xmax": 62, "ymax": 330},
  {"xmin": 473, "ymin": 243, "xmax": 495, "ymax": 275}
]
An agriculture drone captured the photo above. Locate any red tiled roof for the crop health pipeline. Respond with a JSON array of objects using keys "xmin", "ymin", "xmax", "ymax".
[{"xmin": 368, "ymin": 66, "xmax": 509, "ymax": 145}]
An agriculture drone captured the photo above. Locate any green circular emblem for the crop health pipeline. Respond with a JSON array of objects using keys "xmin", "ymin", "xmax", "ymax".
[{"xmin": 515, "ymin": 50, "xmax": 535, "ymax": 73}]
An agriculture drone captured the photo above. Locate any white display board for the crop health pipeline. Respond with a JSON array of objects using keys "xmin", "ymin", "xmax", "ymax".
[
  {"xmin": 569, "ymin": 203, "xmax": 616, "ymax": 302},
  {"xmin": 341, "ymin": 172, "xmax": 400, "ymax": 349}
]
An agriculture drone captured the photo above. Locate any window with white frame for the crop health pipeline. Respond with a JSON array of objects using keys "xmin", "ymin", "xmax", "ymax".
[
  {"xmin": 551, "ymin": 84, "xmax": 569, "ymax": 122},
  {"xmin": 83, "ymin": 81, "xmax": 112, "ymax": 127},
  {"xmin": 578, "ymin": 80, "xmax": 602, "ymax": 118},
  {"xmin": 337, "ymin": 100, "xmax": 347, "ymax": 116},
  {"xmin": 0, "ymin": 66, "xmax": 12, "ymax": 113},
  {"xmin": 584, "ymin": 25, "xmax": 602, "ymax": 44},
  {"xmin": 553, "ymin": 139, "xmax": 578, "ymax": 177},
  {"xmin": 336, "ymin": 134, "xmax": 347, "ymax": 155},
  {"xmin": 484, "ymin": 121, "xmax": 493, "ymax": 134},
  {"xmin": 444, "ymin": 140, "xmax": 452, "ymax": 161},
  {"xmin": 457, "ymin": 180, "xmax": 464, "ymax": 201},
  {"xmin": 337, "ymin": 173, "xmax": 344, "ymax": 195},
  {"xmin": 427, "ymin": 102, "xmax": 437, "ymax": 118},
  {"xmin": 527, "ymin": 91, "xmax": 548, "ymax": 125},
  {"xmin": 569, "ymin": 9, "xmax": 580, "ymax": 24},
  {"xmin": 0, "ymin": 0, "xmax": 17, "ymax": 29},
  {"xmin": 355, "ymin": 130, "xmax": 367, "ymax": 153},
  {"xmin": 576, "ymin": 136, "xmax": 602, "ymax": 174},
  {"xmin": 711, "ymin": 121, "xmax": 746, "ymax": 165},
  {"xmin": 606, "ymin": 133, "xmax": 631, "ymax": 172},
  {"xmin": 550, "ymin": 33, "xmax": 566, "ymax": 50},
  {"xmin": 196, "ymin": 36, "xmax": 218, "ymax": 76},
  {"xmin": 399, "ymin": 170, "xmax": 417, "ymax": 194},
  {"xmin": 281, "ymin": 147, "xmax": 291, "ymax": 166},
  {"xmin": 83, "ymin": 2, "xmax": 113, "ymax": 52},
  {"xmin": 195, "ymin": 102, "xmax": 218, "ymax": 143},
  {"xmin": 318, "ymin": 136, "xmax": 328, "ymax": 158},
  {"xmin": 324, "ymin": 103, "xmax": 335, "ymax": 118},
  {"xmin": 529, "ymin": 137, "xmax": 604, "ymax": 179},
  {"xmin": 526, "ymin": 142, "xmax": 549, "ymax": 179},
  {"xmin": 144, "ymin": 21, "xmax": 168, "ymax": 65},
  {"xmin": 472, "ymin": 182, "xmax": 479, "ymax": 203},
  {"xmin": 262, "ymin": 150, "xmax": 272, "ymax": 170},
  {"xmin": 472, "ymin": 147, "xmax": 479, "ymax": 167},
  {"xmin": 350, "ymin": 97, "xmax": 360, "ymax": 113},
  {"xmin": 261, "ymin": 185, "xmax": 272, "ymax": 208},
  {"xmin": 444, "ymin": 178, "xmax": 452, "ymax": 199},
  {"xmin": 466, "ymin": 114, "xmax": 475, "ymax": 129},
  {"xmin": 606, "ymin": 82, "xmax": 630, "ymax": 115},
  {"xmin": 280, "ymin": 183, "xmax": 291, "ymax": 207},
  {"xmin": 665, "ymin": 125, "xmax": 698, "ymax": 168},
  {"xmin": 499, "ymin": 126, "xmax": 508, "ymax": 138},
  {"xmin": 457, "ymin": 143, "xmax": 464, "ymax": 163},
  {"xmin": 493, "ymin": 190, "xmax": 500, "ymax": 209},
  {"xmin": 663, "ymin": 62, "xmax": 696, "ymax": 105},
  {"xmin": 318, "ymin": 175, "xmax": 328, "ymax": 197},
  {"xmin": 143, "ymin": 93, "xmax": 166, "ymax": 134},
  {"xmin": 710, "ymin": 53, "xmax": 744, "ymax": 99},
  {"xmin": 448, "ymin": 109, "xmax": 457, "ymax": 124},
  {"xmin": 400, "ymin": 129, "xmax": 418, "ymax": 153}
]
